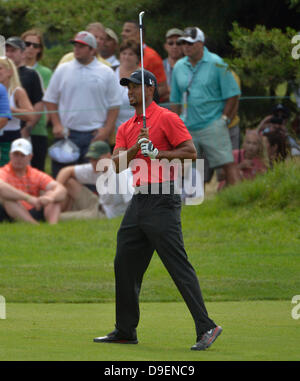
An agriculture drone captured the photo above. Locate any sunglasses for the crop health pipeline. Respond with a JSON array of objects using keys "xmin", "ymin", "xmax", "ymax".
[
  {"xmin": 181, "ymin": 41, "xmax": 194, "ymax": 46},
  {"xmin": 25, "ymin": 41, "xmax": 41, "ymax": 49},
  {"xmin": 167, "ymin": 41, "xmax": 182, "ymax": 46}
]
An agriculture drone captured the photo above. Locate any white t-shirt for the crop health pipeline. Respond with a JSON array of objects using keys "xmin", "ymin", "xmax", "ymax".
[
  {"xmin": 106, "ymin": 55, "xmax": 120, "ymax": 70},
  {"xmin": 43, "ymin": 58, "xmax": 121, "ymax": 132},
  {"xmin": 114, "ymin": 67, "xmax": 135, "ymax": 130},
  {"xmin": 74, "ymin": 162, "xmax": 134, "ymax": 219}
]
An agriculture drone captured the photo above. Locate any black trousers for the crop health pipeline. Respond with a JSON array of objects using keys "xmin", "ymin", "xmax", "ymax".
[{"xmin": 114, "ymin": 189, "xmax": 216, "ymax": 340}]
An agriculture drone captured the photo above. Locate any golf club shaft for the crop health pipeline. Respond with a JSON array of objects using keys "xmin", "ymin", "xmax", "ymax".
[{"xmin": 139, "ymin": 11, "xmax": 146, "ymax": 129}]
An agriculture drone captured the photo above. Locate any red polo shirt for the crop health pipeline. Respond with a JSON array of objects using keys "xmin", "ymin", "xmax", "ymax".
[{"xmin": 115, "ymin": 101, "xmax": 192, "ymax": 186}]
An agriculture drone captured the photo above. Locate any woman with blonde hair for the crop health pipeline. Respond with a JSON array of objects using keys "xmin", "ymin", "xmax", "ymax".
[{"xmin": 0, "ymin": 57, "xmax": 34, "ymax": 166}]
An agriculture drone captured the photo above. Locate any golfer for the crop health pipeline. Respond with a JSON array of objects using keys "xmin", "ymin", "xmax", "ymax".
[{"xmin": 93, "ymin": 69, "xmax": 222, "ymax": 350}]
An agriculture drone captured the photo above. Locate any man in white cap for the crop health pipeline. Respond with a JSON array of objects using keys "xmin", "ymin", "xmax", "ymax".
[
  {"xmin": 100, "ymin": 28, "xmax": 120, "ymax": 70},
  {"xmin": 170, "ymin": 27, "xmax": 241, "ymax": 187},
  {"xmin": 44, "ymin": 30, "xmax": 121, "ymax": 178},
  {"xmin": 0, "ymin": 138, "xmax": 66, "ymax": 224}
]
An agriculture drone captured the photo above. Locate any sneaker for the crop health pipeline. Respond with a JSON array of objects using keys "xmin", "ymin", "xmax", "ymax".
[
  {"xmin": 93, "ymin": 330, "xmax": 138, "ymax": 344},
  {"xmin": 191, "ymin": 326, "xmax": 222, "ymax": 351}
]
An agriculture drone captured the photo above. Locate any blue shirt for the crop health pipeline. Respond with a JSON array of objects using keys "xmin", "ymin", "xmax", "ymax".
[
  {"xmin": 170, "ymin": 47, "xmax": 241, "ymax": 130},
  {"xmin": 0, "ymin": 84, "xmax": 12, "ymax": 119}
]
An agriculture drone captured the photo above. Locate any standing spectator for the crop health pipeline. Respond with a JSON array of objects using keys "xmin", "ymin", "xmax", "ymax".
[
  {"xmin": 21, "ymin": 29, "xmax": 53, "ymax": 171},
  {"xmin": 114, "ymin": 39, "xmax": 141, "ymax": 134},
  {"xmin": 121, "ymin": 20, "xmax": 169, "ymax": 102},
  {"xmin": 0, "ymin": 83, "xmax": 11, "ymax": 133},
  {"xmin": 170, "ymin": 27, "xmax": 241, "ymax": 186},
  {"xmin": 100, "ymin": 28, "xmax": 120, "ymax": 70},
  {"xmin": 56, "ymin": 141, "xmax": 133, "ymax": 220},
  {"xmin": 5, "ymin": 37, "xmax": 44, "ymax": 169},
  {"xmin": 0, "ymin": 138, "xmax": 66, "ymax": 224},
  {"xmin": 0, "ymin": 57, "xmax": 34, "ymax": 166},
  {"xmin": 58, "ymin": 22, "xmax": 111, "ymax": 67},
  {"xmin": 163, "ymin": 28, "xmax": 184, "ymax": 92},
  {"xmin": 43, "ymin": 31, "xmax": 121, "ymax": 178}
]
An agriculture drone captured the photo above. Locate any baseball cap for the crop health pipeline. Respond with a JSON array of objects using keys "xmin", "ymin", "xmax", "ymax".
[
  {"xmin": 70, "ymin": 31, "xmax": 97, "ymax": 49},
  {"xmin": 165, "ymin": 28, "xmax": 184, "ymax": 39},
  {"xmin": 5, "ymin": 36, "xmax": 26, "ymax": 51},
  {"xmin": 120, "ymin": 69, "xmax": 157, "ymax": 87},
  {"xmin": 105, "ymin": 28, "xmax": 119, "ymax": 44},
  {"xmin": 178, "ymin": 27, "xmax": 205, "ymax": 44},
  {"xmin": 86, "ymin": 141, "xmax": 111, "ymax": 159},
  {"xmin": 10, "ymin": 138, "xmax": 32, "ymax": 155}
]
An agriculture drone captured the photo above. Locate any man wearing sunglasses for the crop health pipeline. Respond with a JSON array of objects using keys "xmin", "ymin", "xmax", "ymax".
[
  {"xmin": 170, "ymin": 27, "xmax": 241, "ymax": 186},
  {"xmin": 163, "ymin": 28, "xmax": 184, "ymax": 93}
]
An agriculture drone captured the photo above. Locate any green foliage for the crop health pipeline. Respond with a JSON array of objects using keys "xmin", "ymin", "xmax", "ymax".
[{"xmin": 227, "ymin": 22, "xmax": 299, "ymax": 94}]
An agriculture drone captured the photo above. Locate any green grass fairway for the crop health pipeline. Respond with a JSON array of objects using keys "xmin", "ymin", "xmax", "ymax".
[{"xmin": 0, "ymin": 301, "xmax": 299, "ymax": 361}]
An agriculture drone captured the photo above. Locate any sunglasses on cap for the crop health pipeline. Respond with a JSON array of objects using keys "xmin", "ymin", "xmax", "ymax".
[
  {"xmin": 25, "ymin": 41, "xmax": 41, "ymax": 49},
  {"xmin": 183, "ymin": 27, "xmax": 198, "ymax": 39}
]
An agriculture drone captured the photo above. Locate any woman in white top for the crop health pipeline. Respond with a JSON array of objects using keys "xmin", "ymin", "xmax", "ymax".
[
  {"xmin": 0, "ymin": 57, "xmax": 34, "ymax": 165},
  {"xmin": 113, "ymin": 39, "xmax": 141, "ymax": 136}
]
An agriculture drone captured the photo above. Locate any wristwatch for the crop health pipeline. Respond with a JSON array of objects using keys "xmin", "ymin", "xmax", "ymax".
[{"xmin": 221, "ymin": 114, "xmax": 231, "ymax": 125}]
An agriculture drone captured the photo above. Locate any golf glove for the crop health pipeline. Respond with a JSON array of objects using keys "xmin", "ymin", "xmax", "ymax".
[{"xmin": 138, "ymin": 138, "xmax": 159, "ymax": 160}]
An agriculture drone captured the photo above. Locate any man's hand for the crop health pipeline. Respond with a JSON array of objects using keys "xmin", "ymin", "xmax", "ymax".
[
  {"xmin": 138, "ymin": 138, "xmax": 159, "ymax": 160},
  {"xmin": 92, "ymin": 127, "xmax": 109, "ymax": 142},
  {"xmin": 27, "ymin": 195, "xmax": 42, "ymax": 210},
  {"xmin": 53, "ymin": 124, "xmax": 65, "ymax": 139},
  {"xmin": 38, "ymin": 194, "xmax": 55, "ymax": 207}
]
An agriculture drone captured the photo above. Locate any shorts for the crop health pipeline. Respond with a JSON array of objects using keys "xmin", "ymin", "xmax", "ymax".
[
  {"xmin": 190, "ymin": 118, "xmax": 234, "ymax": 169},
  {"xmin": 29, "ymin": 207, "xmax": 45, "ymax": 221},
  {"xmin": 60, "ymin": 185, "xmax": 105, "ymax": 221}
]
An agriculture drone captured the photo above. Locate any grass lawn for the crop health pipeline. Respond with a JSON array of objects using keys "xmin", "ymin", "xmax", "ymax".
[
  {"xmin": 0, "ymin": 301, "xmax": 299, "ymax": 361},
  {"xmin": 0, "ymin": 159, "xmax": 299, "ymax": 362}
]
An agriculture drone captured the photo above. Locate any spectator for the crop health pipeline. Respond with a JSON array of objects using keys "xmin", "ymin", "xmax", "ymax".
[
  {"xmin": 0, "ymin": 83, "xmax": 11, "ymax": 133},
  {"xmin": 218, "ymin": 129, "xmax": 267, "ymax": 190},
  {"xmin": 262, "ymin": 126, "xmax": 289, "ymax": 166},
  {"xmin": 43, "ymin": 31, "xmax": 121, "ymax": 178},
  {"xmin": 163, "ymin": 28, "xmax": 184, "ymax": 92},
  {"xmin": 57, "ymin": 141, "xmax": 133, "ymax": 220},
  {"xmin": 0, "ymin": 138, "xmax": 66, "ymax": 224},
  {"xmin": 170, "ymin": 27, "xmax": 241, "ymax": 186},
  {"xmin": 100, "ymin": 28, "xmax": 120, "ymax": 70},
  {"xmin": 21, "ymin": 29, "xmax": 53, "ymax": 171},
  {"xmin": 58, "ymin": 22, "xmax": 111, "ymax": 67},
  {"xmin": 0, "ymin": 57, "xmax": 34, "ymax": 166},
  {"xmin": 114, "ymin": 39, "xmax": 140, "ymax": 140},
  {"xmin": 121, "ymin": 20, "xmax": 169, "ymax": 102},
  {"xmin": 5, "ymin": 36, "xmax": 44, "ymax": 170}
]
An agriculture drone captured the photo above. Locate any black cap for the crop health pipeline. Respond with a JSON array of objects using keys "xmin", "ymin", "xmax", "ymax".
[
  {"xmin": 5, "ymin": 37, "xmax": 26, "ymax": 51},
  {"xmin": 120, "ymin": 69, "xmax": 157, "ymax": 88}
]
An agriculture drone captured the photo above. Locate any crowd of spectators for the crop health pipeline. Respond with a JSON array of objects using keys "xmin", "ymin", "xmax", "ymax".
[{"xmin": 0, "ymin": 21, "xmax": 299, "ymax": 224}]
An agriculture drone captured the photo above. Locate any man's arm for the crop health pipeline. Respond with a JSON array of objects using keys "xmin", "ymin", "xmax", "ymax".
[
  {"xmin": 222, "ymin": 95, "xmax": 239, "ymax": 122},
  {"xmin": 56, "ymin": 166, "xmax": 76, "ymax": 185},
  {"xmin": 156, "ymin": 139, "xmax": 197, "ymax": 161},
  {"xmin": 157, "ymin": 80, "xmax": 169, "ymax": 102},
  {"xmin": 0, "ymin": 179, "xmax": 40, "ymax": 208},
  {"xmin": 44, "ymin": 101, "xmax": 65, "ymax": 139},
  {"xmin": 92, "ymin": 107, "xmax": 120, "ymax": 142},
  {"xmin": 39, "ymin": 180, "xmax": 67, "ymax": 206}
]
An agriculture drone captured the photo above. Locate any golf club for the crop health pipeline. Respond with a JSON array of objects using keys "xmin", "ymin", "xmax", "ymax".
[{"xmin": 139, "ymin": 11, "xmax": 147, "ymax": 129}]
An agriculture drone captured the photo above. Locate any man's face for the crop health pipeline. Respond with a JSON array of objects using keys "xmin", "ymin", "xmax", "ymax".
[
  {"xmin": 181, "ymin": 40, "xmax": 204, "ymax": 60},
  {"xmin": 127, "ymin": 82, "xmax": 153, "ymax": 106},
  {"xmin": 90, "ymin": 152, "xmax": 111, "ymax": 172},
  {"xmin": 23, "ymin": 35, "xmax": 42, "ymax": 62},
  {"xmin": 101, "ymin": 35, "xmax": 117, "ymax": 58},
  {"xmin": 164, "ymin": 36, "xmax": 183, "ymax": 60},
  {"xmin": 122, "ymin": 22, "xmax": 139, "ymax": 41},
  {"xmin": 73, "ymin": 42, "xmax": 95, "ymax": 64},
  {"xmin": 5, "ymin": 45, "xmax": 24, "ymax": 67},
  {"xmin": 10, "ymin": 151, "xmax": 32, "ymax": 170},
  {"xmin": 88, "ymin": 27, "xmax": 106, "ymax": 52}
]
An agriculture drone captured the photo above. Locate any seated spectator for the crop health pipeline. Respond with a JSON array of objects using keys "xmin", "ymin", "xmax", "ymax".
[
  {"xmin": 0, "ymin": 138, "xmax": 66, "ymax": 224},
  {"xmin": 56, "ymin": 141, "xmax": 133, "ymax": 220},
  {"xmin": 0, "ymin": 57, "xmax": 34, "ymax": 166},
  {"xmin": 261, "ymin": 126, "xmax": 289, "ymax": 166},
  {"xmin": 100, "ymin": 28, "xmax": 120, "ymax": 70},
  {"xmin": 0, "ymin": 83, "xmax": 11, "ymax": 131},
  {"xmin": 218, "ymin": 129, "xmax": 267, "ymax": 190}
]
